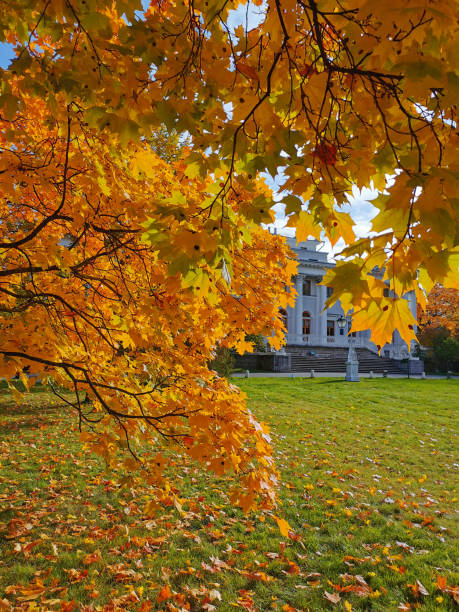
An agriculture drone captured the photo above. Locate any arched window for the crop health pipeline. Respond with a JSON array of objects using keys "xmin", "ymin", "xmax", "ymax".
[
  {"xmin": 302, "ymin": 311, "xmax": 311, "ymax": 335},
  {"xmin": 279, "ymin": 308, "xmax": 288, "ymax": 331}
]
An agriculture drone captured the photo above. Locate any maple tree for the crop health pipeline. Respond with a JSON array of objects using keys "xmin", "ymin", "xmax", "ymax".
[
  {"xmin": 416, "ymin": 285, "xmax": 459, "ymax": 371},
  {"xmin": 0, "ymin": 0, "xmax": 458, "ymax": 508},
  {"xmin": 417, "ymin": 285, "xmax": 459, "ymax": 371},
  {"xmin": 0, "ymin": 92, "xmax": 296, "ymax": 510},
  {"xmin": 417, "ymin": 285, "xmax": 459, "ymax": 339}
]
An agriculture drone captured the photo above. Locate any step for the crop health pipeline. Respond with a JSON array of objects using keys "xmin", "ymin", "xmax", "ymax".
[
  {"xmin": 290, "ymin": 357, "xmax": 404, "ymax": 374},
  {"xmin": 286, "ymin": 345, "xmax": 406, "ymax": 374}
]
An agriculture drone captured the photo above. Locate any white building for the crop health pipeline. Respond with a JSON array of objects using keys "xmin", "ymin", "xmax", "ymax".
[{"xmin": 282, "ymin": 238, "xmax": 417, "ymax": 360}]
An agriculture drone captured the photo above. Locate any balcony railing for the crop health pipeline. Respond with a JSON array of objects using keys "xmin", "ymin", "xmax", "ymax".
[{"xmin": 288, "ymin": 333, "xmax": 369, "ymax": 349}]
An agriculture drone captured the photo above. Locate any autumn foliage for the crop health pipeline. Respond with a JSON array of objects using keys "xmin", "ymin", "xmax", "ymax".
[
  {"xmin": 418, "ymin": 285, "xmax": 459, "ymax": 339},
  {"xmin": 0, "ymin": 89, "xmax": 297, "ymax": 509},
  {"xmin": 0, "ymin": 0, "xmax": 458, "ymax": 506}
]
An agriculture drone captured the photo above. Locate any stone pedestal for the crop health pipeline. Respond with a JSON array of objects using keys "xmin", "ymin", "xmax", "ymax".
[
  {"xmin": 345, "ymin": 344, "xmax": 360, "ymax": 382},
  {"xmin": 407, "ymin": 358, "xmax": 424, "ymax": 375}
]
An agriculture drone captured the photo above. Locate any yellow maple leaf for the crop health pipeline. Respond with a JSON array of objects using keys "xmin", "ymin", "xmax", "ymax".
[
  {"xmin": 352, "ymin": 299, "xmax": 417, "ymax": 350},
  {"xmin": 274, "ymin": 516, "xmax": 292, "ymax": 538},
  {"xmin": 295, "ymin": 210, "xmax": 321, "ymax": 242}
]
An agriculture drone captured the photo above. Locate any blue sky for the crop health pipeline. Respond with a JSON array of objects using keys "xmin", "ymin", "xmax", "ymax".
[{"xmin": 0, "ymin": 42, "xmax": 13, "ymax": 69}]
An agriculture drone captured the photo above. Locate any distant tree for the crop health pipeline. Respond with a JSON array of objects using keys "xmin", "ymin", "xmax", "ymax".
[
  {"xmin": 417, "ymin": 326, "xmax": 451, "ymax": 350},
  {"xmin": 432, "ymin": 337, "xmax": 459, "ymax": 372},
  {"xmin": 245, "ymin": 334, "xmax": 267, "ymax": 353},
  {"xmin": 210, "ymin": 345, "xmax": 236, "ymax": 378},
  {"xmin": 418, "ymin": 286, "xmax": 459, "ymax": 339}
]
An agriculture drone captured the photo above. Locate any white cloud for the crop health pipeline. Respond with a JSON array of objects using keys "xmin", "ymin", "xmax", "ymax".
[{"xmin": 265, "ymin": 181, "xmax": 380, "ymax": 262}]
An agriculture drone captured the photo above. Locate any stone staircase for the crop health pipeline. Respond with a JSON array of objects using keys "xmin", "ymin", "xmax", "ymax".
[{"xmin": 287, "ymin": 346, "xmax": 406, "ymax": 374}]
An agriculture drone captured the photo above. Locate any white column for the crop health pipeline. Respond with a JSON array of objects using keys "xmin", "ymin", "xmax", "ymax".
[
  {"xmin": 286, "ymin": 304, "xmax": 294, "ymax": 344},
  {"xmin": 319, "ymin": 284, "xmax": 327, "ymax": 345},
  {"xmin": 295, "ymin": 275, "xmax": 303, "ymax": 344}
]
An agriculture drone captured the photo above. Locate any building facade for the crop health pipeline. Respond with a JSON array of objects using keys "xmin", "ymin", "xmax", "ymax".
[{"xmin": 282, "ymin": 238, "xmax": 417, "ymax": 360}]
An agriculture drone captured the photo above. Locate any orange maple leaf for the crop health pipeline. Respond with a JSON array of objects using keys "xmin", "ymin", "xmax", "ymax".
[
  {"xmin": 236, "ymin": 62, "xmax": 259, "ymax": 81},
  {"xmin": 82, "ymin": 550, "xmax": 101, "ymax": 565},
  {"xmin": 157, "ymin": 585, "xmax": 172, "ymax": 602}
]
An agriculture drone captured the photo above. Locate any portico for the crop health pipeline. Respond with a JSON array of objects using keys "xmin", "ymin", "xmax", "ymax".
[{"xmin": 282, "ymin": 238, "xmax": 418, "ymax": 359}]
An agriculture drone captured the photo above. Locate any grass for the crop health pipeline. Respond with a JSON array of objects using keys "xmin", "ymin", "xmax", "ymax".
[{"xmin": 0, "ymin": 378, "xmax": 458, "ymax": 611}]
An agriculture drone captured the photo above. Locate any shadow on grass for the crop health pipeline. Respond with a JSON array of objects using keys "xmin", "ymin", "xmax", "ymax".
[
  {"xmin": 0, "ymin": 401, "xmax": 63, "ymax": 418},
  {"xmin": 0, "ymin": 414, "xmax": 55, "ymax": 432}
]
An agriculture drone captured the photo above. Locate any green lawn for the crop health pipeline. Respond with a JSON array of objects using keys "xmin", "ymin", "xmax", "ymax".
[{"xmin": 0, "ymin": 379, "xmax": 457, "ymax": 611}]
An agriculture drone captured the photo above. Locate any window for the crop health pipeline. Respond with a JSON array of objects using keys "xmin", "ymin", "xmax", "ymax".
[
  {"xmin": 279, "ymin": 308, "xmax": 288, "ymax": 331},
  {"xmin": 303, "ymin": 279, "xmax": 312, "ymax": 296},
  {"xmin": 302, "ymin": 311, "xmax": 311, "ymax": 335},
  {"xmin": 326, "ymin": 286, "xmax": 333, "ymax": 298},
  {"xmin": 327, "ymin": 320, "xmax": 335, "ymax": 337},
  {"xmin": 383, "ymin": 287, "xmax": 390, "ymax": 297}
]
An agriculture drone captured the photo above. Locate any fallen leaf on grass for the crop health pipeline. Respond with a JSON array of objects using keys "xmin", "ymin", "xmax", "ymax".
[
  {"xmin": 324, "ymin": 590, "xmax": 341, "ymax": 604},
  {"xmin": 4, "ymin": 586, "xmax": 20, "ymax": 596},
  {"xmin": 275, "ymin": 516, "xmax": 292, "ymax": 538},
  {"xmin": 283, "ymin": 560, "xmax": 301, "ymax": 575},
  {"xmin": 148, "ymin": 536, "xmax": 167, "ymax": 547},
  {"xmin": 396, "ymin": 541, "xmax": 414, "ymax": 553},
  {"xmin": 107, "ymin": 563, "xmax": 143, "ymax": 583},
  {"xmin": 343, "ymin": 555, "xmax": 371, "ymax": 565},
  {"xmin": 407, "ymin": 580, "xmax": 429, "ymax": 597},
  {"xmin": 437, "ymin": 575, "xmax": 448, "ymax": 590},
  {"xmin": 266, "ymin": 551, "xmax": 280, "ymax": 559},
  {"xmin": 446, "ymin": 587, "xmax": 459, "ymax": 604},
  {"xmin": 202, "ymin": 557, "xmax": 232, "ymax": 573},
  {"xmin": 157, "ymin": 585, "xmax": 172, "ymax": 602},
  {"xmin": 388, "ymin": 564, "xmax": 406, "ymax": 574},
  {"xmin": 14, "ymin": 540, "xmax": 41, "ymax": 557},
  {"xmin": 351, "ymin": 585, "xmax": 371, "ymax": 597},
  {"xmin": 208, "ymin": 589, "xmax": 221, "ymax": 601},
  {"xmin": 82, "ymin": 549, "xmax": 101, "ymax": 565},
  {"xmin": 244, "ymin": 570, "xmax": 274, "ymax": 583},
  {"xmin": 237, "ymin": 590, "xmax": 256, "ymax": 611},
  {"xmin": 64, "ymin": 568, "xmax": 88, "ymax": 583},
  {"xmin": 16, "ymin": 580, "xmax": 46, "ymax": 602},
  {"xmin": 330, "ymin": 574, "xmax": 372, "ymax": 597},
  {"xmin": 436, "ymin": 577, "xmax": 459, "ymax": 605},
  {"xmin": 42, "ymin": 598, "xmax": 64, "ymax": 607}
]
